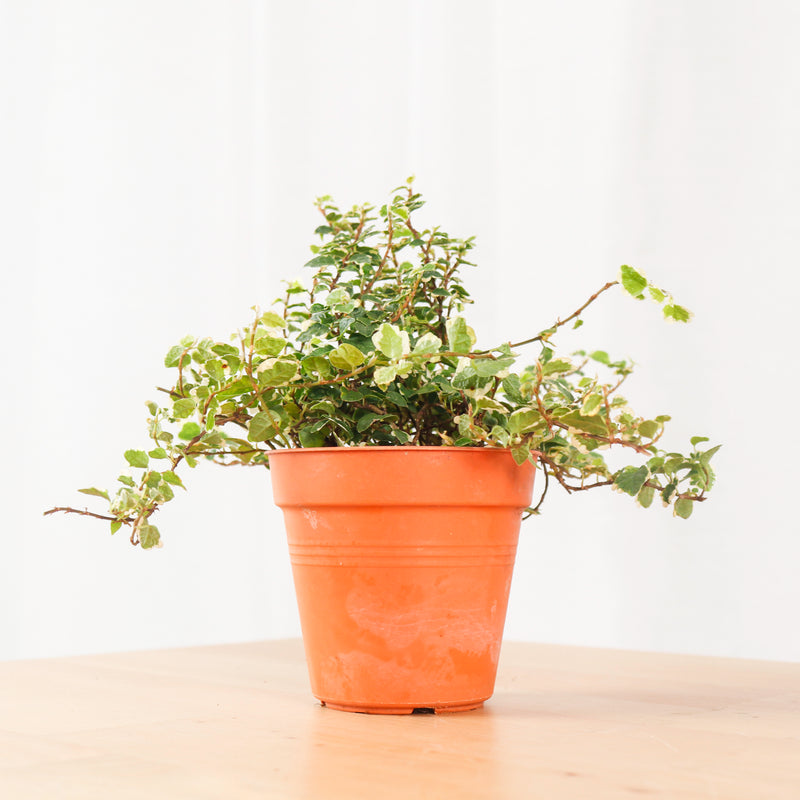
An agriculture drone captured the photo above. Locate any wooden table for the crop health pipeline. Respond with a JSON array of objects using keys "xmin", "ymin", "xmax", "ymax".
[{"xmin": 1, "ymin": 640, "xmax": 798, "ymax": 799}]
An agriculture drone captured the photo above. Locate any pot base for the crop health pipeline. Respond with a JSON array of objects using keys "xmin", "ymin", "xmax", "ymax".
[{"xmin": 320, "ymin": 699, "xmax": 485, "ymax": 715}]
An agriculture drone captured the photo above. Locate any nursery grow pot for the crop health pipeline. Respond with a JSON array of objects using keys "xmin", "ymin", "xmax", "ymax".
[{"xmin": 269, "ymin": 446, "xmax": 536, "ymax": 714}]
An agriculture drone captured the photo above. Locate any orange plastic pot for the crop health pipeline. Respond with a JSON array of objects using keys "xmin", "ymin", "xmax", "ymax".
[{"xmin": 269, "ymin": 446, "xmax": 536, "ymax": 714}]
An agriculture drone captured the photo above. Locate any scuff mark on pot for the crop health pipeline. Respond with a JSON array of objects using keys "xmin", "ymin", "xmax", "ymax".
[{"xmin": 345, "ymin": 582, "xmax": 495, "ymax": 655}]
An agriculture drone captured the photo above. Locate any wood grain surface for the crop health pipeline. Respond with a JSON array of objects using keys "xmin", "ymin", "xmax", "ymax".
[{"xmin": 1, "ymin": 640, "xmax": 798, "ymax": 799}]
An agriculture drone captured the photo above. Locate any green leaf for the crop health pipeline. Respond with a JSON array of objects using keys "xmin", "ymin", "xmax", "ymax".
[
  {"xmin": 325, "ymin": 288, "xmax": 351, "ymax": 308},
  {"xmin": 637, "ymin": 485, "xmax": 655, "ymax": 508},
  {"xmin": 385, "ymin": 389, "xmax": 408, "ymax": 408},
  {"xmin": 501, "ymin": 375, "xmax": 525, "ymax": 404},
  {"xmin": 508, "ymin": 409, "xmax": 541, "ymax": 435},
  {"xmin": 224, "ymin": 356, "xmax": 241, "ymax": 375},
  {"xmin": 690, "ymin": 463, "xmax": 715, "ymax": 491},
  {"xmin": 373, "ymin": 364, "xmax": 398, "ymax": 387},
  {"xmin": 614, "ymin": 465, "xmax": 649, "ymax": 496},
  {"xmin": 700, "ymin": 444, "xmax": 722, "ymax": 464},
  {"xmin": 474, "ymin": 354, "xmax": 515, "ymax": 377},
  {"xmin": 648, "ymin": 286, "xmax": 666, "ymax": 303},
  {"xmin": 674, "ymin": 498, "xmax": 693, "ymax": 519},
  {"xmin": 117, "ymin": 475, "xmax": 135, "ymax": 487},
  {"xmin": 298, "ymin": 425, "xmax": 327, "ymax": 447},
  {"xmin": 541, "ymin": 358, "xmax": 572, "ymax": 375},
  {"xmin": 161, "ymin": 471, "xmax": 185, "ymax": 489},
  {"xmin": 78, "ymin": 487, "xmax": 109, "ymax": 501},
  {"xmin": 260, "ymin": 311, "xmax": 286, "ymax": 329},
  {"xmin": 560, "ymin": 411, "xmax": 608, "ymax": 437},
  {"xmin": 164, "ymin": 345, "xmax": 184, "ymax": 368},
  {"xmin": 664, "ymin": 456, "xmax": 684, "ymax": 474},
  {"xmin": 148, "ymin": 447, "xmax": 168, "ymax": 459},
  {"xmin": 552, "ymin": 379, "xmax": 575, "ymax": 403},
  {"xmin": 690, "ymin": 435, "xmax": 709, "ymax": 446},
  {"xmin": 144, "ymin": 471, "xmax": 161, "ymax": 489},
  {"xmin": 205, "ymin": 359, "xmax": 225, "ymax": 382},
  {"xmin": 580, "ymin": 393, "xmax": 603, "ymax": 416},
  {"xmin": 412, "ymin": 332, "xmax": 442, "ymax": 355},
  {"xmin": 110, "ymin": 520, "xmax": 122, "ymax": 535},
  {"xmin": 254, "ymin": 334, "xmax": 286, "ymax": 357},
  {"xmin": 490, "ymin": 425, "xmax": 510, "ymax": 447},
  {"xmin": 257, "ymin": 358, "xmax": 298, "ymax": 387},
  {"xmin": 216, "ymin": 377, "xmax": 255, "ymax": 400},
  {"xmin": 372, "ymin": 323, "xmax": 407, "ymax": 359},
  {"xmin": 296, "ymin": 322, "xmax": 328, "ymax": 342},
  {"xmin": 446, "ymin": 317, "xmax": 473, "ymax": 354},
  {"xmin": 304, "ymin": 254, "xmax": 335, "ymax": 268},
  {"xmin": 139, "ymin": 523, "xmax": 161, "ymax": 549},
  {"xmin": 356, "ymin": 412, "xmax": 383, "ymax": 433},
  {"xmin": 301, "ymin": 355, "xmax": 333, "ymax": 379},
  {"xmin": 156, "ymin": 482, "xmax": 175, "ymax": 502},
  {"xmin": 511, "ymin": 442, "xmax": 531, "ymax": 465},
  {"xmin": 394, "ymin": 358, "xmax": 414, "ymax": 379},
  {"xmin": 638, "ymin": 420, "xmax": 659, "ymax": 438},
  {"xmin": 124, "ymin": 449, "xmax": 149, "ymax": 469},
  {"xmin": 590, "ymin": 350, "xmax": 610, "ymax": 365},
  {"xmin": 391, "ymin": 204, "xmax": 409, "ymax": 220},
  {"xmin": 212, "ymin": 343, "xmax": 240, "ymax": 357},
  {"xmin": 178, "ymin": 422, "xmax": 202, "ymax": 441},
  {"xmin": 146, "ymin": 401, "xmax": 158, "ymax": 416},
  {"xmin": 172, "ymin": 398, "xmax": 196, "ymax": 418},
  {"xmin": 329, "ymin": 343, "xmax": 366, "ymax": 371},
  {"xmin": 663, "ymin": 304, "xmax": 692, "ymax": 323},
  {"xmin": 248, "ymin": 411, "xmax": 277, "ymax": 442},
  {"xmin": 620, "ymin": 265, "xmax": 647, "ymax": 297},
  {"xmin": 661, "ymin": 481, "xmax": 678, "ymax": 504},
  {"xmin": 309, "ymin": 400, "xmax": 336, "ymax": 415},
  {"xmin": 475, "ymin": 397, "xmax": 508, "ymax": 413},
  {"xmin": 202, "ymin": 430, "xmax": 224, "ymax": 447}
]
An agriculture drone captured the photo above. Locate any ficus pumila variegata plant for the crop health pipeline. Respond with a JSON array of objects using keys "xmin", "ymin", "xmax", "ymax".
[{"xmin": 46, "ymin": 180, "xmax": 719, "ymax": 548}]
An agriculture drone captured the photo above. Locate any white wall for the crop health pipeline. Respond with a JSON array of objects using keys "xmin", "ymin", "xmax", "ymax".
[{"xmin": 2, "ymin": 0, "xmax": 799, "ymax": 661}]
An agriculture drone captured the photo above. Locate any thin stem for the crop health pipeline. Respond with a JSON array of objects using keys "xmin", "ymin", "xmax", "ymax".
[
  {"xmin": 523, "ymin": 459, "xmax": 550, "ymax": 519},
  {"xmin": 484, "ymin": 281, "xmax": 620, "ymax": 353},
  {"xmin": 43, "ymin": 507, "xmax": 131, "ymax": 524}
]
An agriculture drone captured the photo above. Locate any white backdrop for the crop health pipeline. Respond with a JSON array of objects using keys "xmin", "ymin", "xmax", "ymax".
[{"xmin": 2, "ymin": 0, "xmax": 799, "ymax": 662}]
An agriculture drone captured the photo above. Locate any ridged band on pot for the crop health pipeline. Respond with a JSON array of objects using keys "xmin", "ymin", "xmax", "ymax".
[{"xmin": 269, "ymin": 446, "xmax": 536, "ymax": 715}]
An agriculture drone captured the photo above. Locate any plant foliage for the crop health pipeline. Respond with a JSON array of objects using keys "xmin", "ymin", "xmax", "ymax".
[{"xmin": 47, "ymin": 180, "xmax": 718, "ymax": 547}]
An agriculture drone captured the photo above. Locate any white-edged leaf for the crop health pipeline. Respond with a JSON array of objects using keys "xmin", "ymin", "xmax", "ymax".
[
  {"xmin": 446, "ymin": 317, "xmax": 475, "ymax": 354},
  {"xmin": 614, "ymin": 465, "xmax": 649, "ymax": 496},
  {"xmin": 620, "ymin": 265, "xmax": 647, "ymax": 297},
  {"xmin": 372, "ymin": 324, "xmax": 406, "ymax": 359},
  {"xmin": 373, "ymin": 364, "xmax": 398, "ymax": 387},
  {"xmin": 329, "ymin": 343, "xmax": 365, "ymax": 371},
  {"xmin": 413, "ymin": 332, "xmax": 442, "ymax": 355}
]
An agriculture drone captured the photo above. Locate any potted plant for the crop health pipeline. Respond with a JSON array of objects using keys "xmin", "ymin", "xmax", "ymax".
[{"xmin": 46, "ymin": 179, "xmax": 719, "ymax": 714}]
